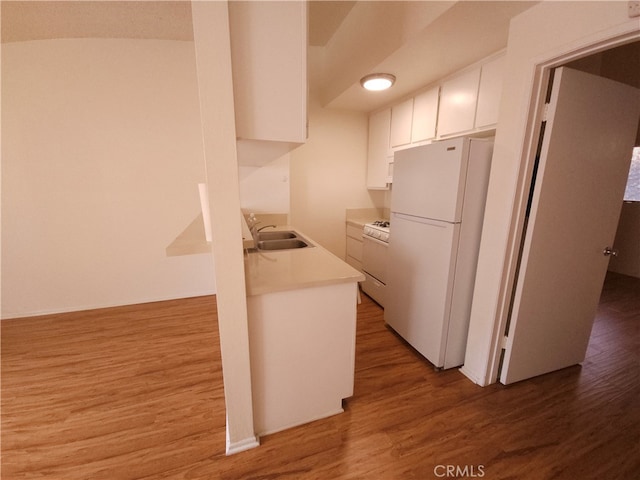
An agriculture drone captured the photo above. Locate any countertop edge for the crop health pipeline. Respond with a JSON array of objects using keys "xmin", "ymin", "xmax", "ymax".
[
  {"xmin": 247, "ymin": 272, "xmax": 365, "ymax": 297},
  {"xmin": 244, "ymin": 226, "xmax": 365, "ymax": 297}
]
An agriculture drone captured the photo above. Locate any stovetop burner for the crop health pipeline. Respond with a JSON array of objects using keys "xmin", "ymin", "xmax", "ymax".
[
  {"xmin": 371, "ymin": 220, "xmax": 390, "ymax": 228},
  {"xmin": 363, "ymin": 220, "xmax": 390, "ymax": 243}
]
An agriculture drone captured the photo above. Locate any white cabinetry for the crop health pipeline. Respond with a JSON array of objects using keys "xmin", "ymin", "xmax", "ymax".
[
  {"xmin": 390, "ymin": 99, "xmax": 414, "ymax": 148},
  {"xmin": 365, "ymin": 53, "xmax": 504, "ymax": 189},
  {"xmin": 346, "ymin": 223, "xmax": 364, "ymax": 272},
  {"xmin": 438, "ymin": 67, "xmax": 481, "ymax": 137},
  {"xmin": 389, "ymin": 87, "xmax": 439, "ymax": 148},
  {"xmin": 367, "ymin": 87, "xmax": 439, "ymax": 188},
  {"xmin": 367, "ymin": 108, "xmax": 392, "ymax": 189},
  {"xmin": 411, "ymin": 87, "xmax": 439, "ymax": 143},
  {"xmin": 475, "ymin": 54, "xmax": 505, "ymax": 128},
  {"xmin": 229, "ymin": 1, "xmax": 307, "ymax": 166},
  {"xmin": 247, "ymin": 282, "xmax": 357, "ymax": 436}
]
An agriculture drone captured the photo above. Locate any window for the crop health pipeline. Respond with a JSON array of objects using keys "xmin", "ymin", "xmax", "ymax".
[{"xmin": 623, "ymin": 147, "xmax": 640, "ymax": 202}]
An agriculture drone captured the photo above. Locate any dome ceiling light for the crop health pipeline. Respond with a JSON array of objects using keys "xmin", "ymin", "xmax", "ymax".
[{"xmin": 360, "ymin": 73, "xmax": 396, "ymax": 91}]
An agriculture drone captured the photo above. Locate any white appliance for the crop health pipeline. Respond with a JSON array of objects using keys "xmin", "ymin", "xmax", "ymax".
[
  {"xmin": 361, "ymin": 221, "xmax": 390, "ymax": 307},
  {"xmin": 384, "ymin": 137, "xmax": 493, "ymax": 369}
]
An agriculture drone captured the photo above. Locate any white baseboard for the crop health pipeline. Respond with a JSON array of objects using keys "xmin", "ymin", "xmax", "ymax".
[
  {"xmin": 1, "ymin": 289, "xmax": 216, "ymax": 320},
  {"xmin": 256, "ymin": 406, "xmax": 344, "ymax": 438},
  {"xmin": 226, "ymin": 435, "xmax": 260, "ymax": 456},
  {"xmin": 459, "ymin": 365, "xmax": 487, "ymax": 386}
]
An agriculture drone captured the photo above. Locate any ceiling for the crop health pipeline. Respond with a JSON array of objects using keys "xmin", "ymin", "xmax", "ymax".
[
  {"xmin": 1, "ymin": 0, "xmax": 538, "ymax": 112},
  {"xmin": 312, "ymin": 1, "xmax": 538, "ymax": 111},
  {"xmin": 308, "ymin": 1, "xmax": 356, "ymax": 47},
  {"xmin": 1, "ymin": 1, "xmax": 194, "ymax": 43}
]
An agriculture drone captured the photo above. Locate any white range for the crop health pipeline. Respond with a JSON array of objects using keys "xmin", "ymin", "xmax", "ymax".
[{"xmin": 361, "ymin": 220, "xmax": 389, "ymax": 307}]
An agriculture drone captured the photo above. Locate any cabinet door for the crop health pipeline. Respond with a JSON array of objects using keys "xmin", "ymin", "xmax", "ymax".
[
  {"xmin": 386, "ymin": 154, "xmax": 394, "ymax": 184},
  {"xmin": 411, "ymin": 87, "xmax": 439, "ymax": 143},
  {"xmin": 367, "ymin": 109, "xmax": 391, "ymax": 189},
  {"xmin": 346, "ymin": 224, "xmax": 364, "ymax": 271},
  {"xmin": 229, "ymin": 1, "xmax": 307, "ymax": 143},
  {"xmin": 475, "ymin": 54, "xmax": 505, "ymax": 128},
  {"xmin": 438, "ymin": 68, "xmax": 480, "ymax": 137},
  {"xmin": 390, "ymin": 99, "xmax": 414, "ymax": 148}
]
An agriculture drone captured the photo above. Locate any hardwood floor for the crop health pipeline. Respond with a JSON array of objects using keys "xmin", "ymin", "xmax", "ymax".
[{"xmin": 2, "ymin": 272, "xmax": 638, "ymax": 479}]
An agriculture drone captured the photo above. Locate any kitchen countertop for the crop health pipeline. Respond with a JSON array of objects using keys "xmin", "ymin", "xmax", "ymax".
[
  {"xmin": 346, "ymin": 217, "xmax": 371, "ymax": 229},
  {"xmin": 244, "ymin": 226, "xmax": 364, "ymax": 296},
  {"xmin": 345, "ymin": 207, "xmax": 390, "ymax": 229},
  {"xmin": 166, "ymin": 212, "xmax": 288, "ymax": 255}
]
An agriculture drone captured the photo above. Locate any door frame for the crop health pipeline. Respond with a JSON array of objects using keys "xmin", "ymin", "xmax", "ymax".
[{"xmin": 482, "ymin": 30, "xmax": 640, "ymax": 385}]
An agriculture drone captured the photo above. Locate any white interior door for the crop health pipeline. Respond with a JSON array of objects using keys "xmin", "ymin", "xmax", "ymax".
[{"xmin": 500, "ymin": 67, "xmax": 640, "ymax": 385}]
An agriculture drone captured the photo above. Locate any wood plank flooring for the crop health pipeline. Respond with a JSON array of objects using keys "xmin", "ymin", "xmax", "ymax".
[{"xmin": 2, "ymin": 271, "xmax": 639, "ymax": 479}]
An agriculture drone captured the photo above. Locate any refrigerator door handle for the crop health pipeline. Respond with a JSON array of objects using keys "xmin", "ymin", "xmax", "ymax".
[{"xmin": 393, "ymin": 212, "xmax": 451, "ymax": 228}]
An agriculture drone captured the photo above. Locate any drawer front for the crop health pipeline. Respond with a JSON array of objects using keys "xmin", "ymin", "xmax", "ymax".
[
  {"xmin": 361, "ymin": 272, "xmax": 385, "ymax": 308},
  {"xmin": 346, "ymin": 236, "xmax": 363, "ymax": 261},
  {"xmin": 346, "ymin": 224, "xmax": 364, "ymax": 239}
]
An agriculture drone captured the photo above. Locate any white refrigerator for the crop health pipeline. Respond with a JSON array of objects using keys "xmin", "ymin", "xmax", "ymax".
[{"xmin": 384, "ymin": 137, "xmax": 493, "ymax": 369}]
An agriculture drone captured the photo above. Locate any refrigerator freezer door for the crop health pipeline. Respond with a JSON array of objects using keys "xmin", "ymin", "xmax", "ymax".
[
  {"xmin": 391, "ymin": 137, "xmax": 470, "ymax": 223},
  {"xmin": 384, "ymin": 213, "xmax": 460, "ymax": 368}
]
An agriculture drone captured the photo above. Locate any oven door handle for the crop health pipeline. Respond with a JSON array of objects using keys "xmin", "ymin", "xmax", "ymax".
[{"xmin": 362, "ymin": 234, "xmax": 388, "ymax": 247}]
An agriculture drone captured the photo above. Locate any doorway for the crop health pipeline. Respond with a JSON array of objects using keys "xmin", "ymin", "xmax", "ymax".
[
  {"xmin": 552, "ymin": 40, "xmax": 640, "ymax": 309},
  {"xmin": 607, "ymin": 147, "xmax": 640, "ymax": 277},
  {"xmin": 499, "ymin": 41, "xmax": 640, "ymax": 384}
]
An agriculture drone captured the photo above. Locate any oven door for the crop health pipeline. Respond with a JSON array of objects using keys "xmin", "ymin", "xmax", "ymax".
[
  {"xmin": 361, "ymin": 234, "xmax": 388, "ymax": 307},
  {"xmin": 361, "ymin": 235, "xmax": 388, "ymax": 284}
]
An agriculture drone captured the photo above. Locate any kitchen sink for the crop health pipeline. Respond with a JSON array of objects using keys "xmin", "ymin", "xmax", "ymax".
[
  {"xmin": 257, "ymin": 231, "xmax": 297, "ymax": 241},
  {"xmin": 257, "ymin": 238, "xmax": 310, "ymax": 250},
  {"xmin": 250, "ymin": 229, "xmax": 314, "ymax": 251}
]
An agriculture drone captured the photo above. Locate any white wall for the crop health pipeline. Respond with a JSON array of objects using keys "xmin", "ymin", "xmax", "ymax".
[
  {"xmin": 290, "ymin": 96, "xmax": 385, "ymax": 258},
  {"xmin": 1, "ymin": 38, "xmax": 215, "ymax": 318},
  {"xmin": 239, "ymin": 154, "xmax": 290, "ymax": 216},
  {"xmin": 240, "ymin": 95, "xmax": 390, "ymax": 251},
  {"xmin": 462, "ymin": 1, "xmax": 639, "ymax": 385}
]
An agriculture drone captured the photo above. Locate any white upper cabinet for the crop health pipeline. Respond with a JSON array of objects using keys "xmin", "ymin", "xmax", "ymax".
[
  {"xmin": 411, "ymin": 86, "xmax": 439, "ymax": 143},
  {"xmin": 390, "ymin": 99, "xmax": 414, "ymax": 148},
  {"xmin": 367, "ymin": 108, "xmax": 392, "ymax": 189},
  {"xmin": 229, "ymin": 1, "xmax": 307, "ymax": 166},
  {"xmin": 438, "ymin": 67, "xmax": 481, "ymax": 137},
  {"xmin": 475, "ymin": 54, "xmax": 505, "ymax": 128},
  {"xmin": 365, "ymin": 53, "xmax": 504, "ymax": 189}
]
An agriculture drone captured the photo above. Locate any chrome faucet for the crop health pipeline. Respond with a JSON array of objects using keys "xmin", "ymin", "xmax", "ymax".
[{"xmin": 250, "ymin": 223, "xmax": 276, "ymax": 249}]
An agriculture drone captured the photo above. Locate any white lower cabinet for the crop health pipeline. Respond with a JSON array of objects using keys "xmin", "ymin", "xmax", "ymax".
[
  {"xmin": 346, "ymin": 224, "xmax": 364, "ymax": 272},
  {"xmin": 247, "ymin": 282, "xmax": 358, "ymax": 436}
]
